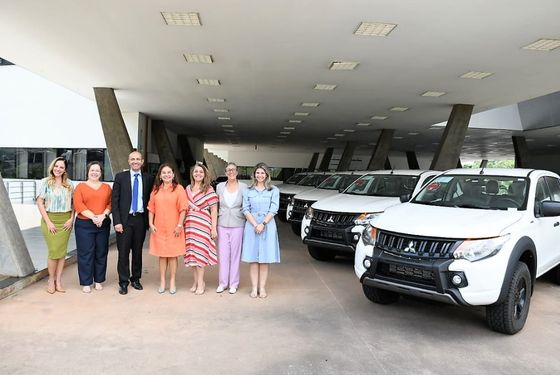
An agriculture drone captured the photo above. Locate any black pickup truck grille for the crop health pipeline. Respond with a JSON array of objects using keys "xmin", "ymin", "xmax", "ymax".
[
  {"xmin": 377, "ymin": 262, "xmax": 436, "ymax": 286},
  {"xmin": 376, "ymin": 231, "xmax": 458, "ymax": 259},
  {"xmin": 290, "ymin": 199, "xmax": 315, "ymax": 222},
  {"xmin": 312, "ymin": 210, "xmax": 356, "ymax": 228}
]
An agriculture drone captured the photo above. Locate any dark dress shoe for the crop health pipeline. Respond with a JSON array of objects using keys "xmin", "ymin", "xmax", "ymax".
[
  {"xmin": 119, "ymin": 285, "xmax": 128, "ymax": 295},
  {"xmin": 131, "ymin": 281, "xmax": 143, "ymax": 290}
]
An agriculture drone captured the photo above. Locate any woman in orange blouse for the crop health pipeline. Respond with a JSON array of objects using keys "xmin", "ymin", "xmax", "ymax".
[
  {"xmin": 73, "ymin": 161, "xmax": 112, "ymax": 293},
  {"xmin": 148, "ymin": 163, "xmax": 187, "ymax": 294}
]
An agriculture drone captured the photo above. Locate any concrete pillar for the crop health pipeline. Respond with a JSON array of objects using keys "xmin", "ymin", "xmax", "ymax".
[
  {"xmin": 479, "ymin": 159, "xmax": 488, "ymax": 168},
  {"xmin": 385, "ymin": 157, "xmax": 392, "ymax": 170},
  {"xmin": 430, "ymin": 104, "xmax": 474, "ymax": 171},
  {"xmin": 178, "ymin": 135, "xmax": 196, "ymax": 174},
  {"xmin": 406, "ymin": 151, "xmax": 420, "ymax": 169},
  {"xmin": 318, "ymin": 148, "xmax": 334, "ymax": 171},
  {"xmin": 367, "ymin": 129, "xmax": 394, "ymax": 170},
  {"xmin": 512, "ymin": 136, "xmax": 531, "ymax": 168},
  {"xmin": 0, "ymin": 174, "xmax": 35, "ymax": 277},
  {"xmin": 457, "ymin": 159, "xmax": 463, "ymax": 168},
  {"xmin": 73, "ymin": 149, "xmax": 87, "ymax": 181},
  {"xmin": 152, "ymin": 121, "xmax": 182, "ymax": 184},
  {"xmin": 307, "ymin": 152, "xmax": 319, "ymax": 171},
  {"xmin": 93, "ymin": 87, "xmax": 133, "ymax": 174},
  {"xmin": 337, "ymin": 142, "xmax": 357, "ymax": 171}
]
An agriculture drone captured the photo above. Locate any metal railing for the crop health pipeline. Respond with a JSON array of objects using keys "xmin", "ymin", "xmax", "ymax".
[{"xmin": 3, "ymin": 180, "xmax": 37, "ymax": 204}]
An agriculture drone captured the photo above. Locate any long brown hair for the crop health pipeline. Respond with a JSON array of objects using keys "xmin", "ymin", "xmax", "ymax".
[
  {"xmin": 152, "ymin": 163, "xmax": 179, "ymax": 194},
  {"xmin": 250, "ymin": 162, "xmax": 273, "ymax": 190},
  {"xmin": 190, "ymin": 161, "xmax": 212, "ymax": 193},
  {"xmin": 47, "ymin": 157, "xmax": 72, "ymax": 190}
]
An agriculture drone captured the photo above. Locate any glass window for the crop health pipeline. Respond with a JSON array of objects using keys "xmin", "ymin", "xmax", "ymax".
[
  {"xmin": 345, "ymin": 174, "xmax": 419, "ymax": 197},
  {"xmin": 544, "ymin": 176, "xmax": 560, "ymax": 201}
]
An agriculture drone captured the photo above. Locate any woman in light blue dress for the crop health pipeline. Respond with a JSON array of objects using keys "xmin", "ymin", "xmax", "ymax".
[{"xmin": 241, "ymin": 162, "xmax": 280, "ymax": 298}]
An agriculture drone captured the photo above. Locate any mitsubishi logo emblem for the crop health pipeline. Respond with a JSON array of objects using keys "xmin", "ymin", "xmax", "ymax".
[
  {"xmin": 303, "ymin": 203, "xmax": 309, "ymax": 208},
  {"xmin": 403, "ymin": 241, "xmax": 416, "ymax": 253},
  {"xmin": 327, "ymin": 216, "xmax": 334, "ymax": 223}
]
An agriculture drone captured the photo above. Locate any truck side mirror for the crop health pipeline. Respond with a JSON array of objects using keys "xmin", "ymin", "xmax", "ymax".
[
  {"xmin": 540, "ymin": 201, "xmax": 560, "ymax": 217},
  {"xmin": 400, "ymin": 193, "xmax": 412, "ymax": 203}
]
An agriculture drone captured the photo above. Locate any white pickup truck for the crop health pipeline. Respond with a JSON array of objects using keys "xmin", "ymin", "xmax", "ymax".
[
  {"xmin": 278, "ymin": 172, "xmax": 332, "ymax": 222},
  {"xmin": 355, "ymin": 168, "xmax": 560, "ymax": 334},
  {"xmin": 286, "ymin": 171, "xmax": 366, "ymax": 235},
  {"xmin": 301, "ymin": 170, "xmax": 438, "ymax": 261}
]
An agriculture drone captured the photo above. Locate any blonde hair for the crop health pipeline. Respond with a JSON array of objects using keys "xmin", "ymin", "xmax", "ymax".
[
  {"xmin": 47, "ymin": 157, "xmax": 72, "ymax": 190},
  {"xmin": 190, "ymin": 162, "xmax": 212, "ymax": 193},
  {"xmin": 250, "ymin": 162, "xmax": 272, "ymax": 190}
]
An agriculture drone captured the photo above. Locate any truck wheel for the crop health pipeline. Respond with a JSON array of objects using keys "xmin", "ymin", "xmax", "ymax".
[
  {"xmin": 291, "ymin": 222, "xmax": 301, "ymax": 235},
  {"xmin": 307, "ymin": 246, "xmax": 335, "ymax": 261},
  {"xmin": 549, "ymin": 264, "xmax": 560, "ymax": 285},
  {"xmin": 362, "ymin": 284, "xmax": 399, "ymax": 304},
  {"xmin": 486, "ymin": 262, "xmax": 531, "ymax": 335}
]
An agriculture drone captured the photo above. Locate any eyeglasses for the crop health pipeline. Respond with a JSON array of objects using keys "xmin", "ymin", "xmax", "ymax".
[{"xmin": 225, "ymin": 168, "xmax": 237, "ymax": 172}]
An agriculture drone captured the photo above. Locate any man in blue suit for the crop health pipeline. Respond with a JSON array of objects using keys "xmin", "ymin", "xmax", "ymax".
[{"xmin": 112, "ymin": 150, "xmax": 153, "ymax": 295}]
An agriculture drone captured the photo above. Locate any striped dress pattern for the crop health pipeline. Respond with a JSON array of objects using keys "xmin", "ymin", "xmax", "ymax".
[{"xmin": 184, "ymin": 185, "xmax": 219, "ymax": 267}]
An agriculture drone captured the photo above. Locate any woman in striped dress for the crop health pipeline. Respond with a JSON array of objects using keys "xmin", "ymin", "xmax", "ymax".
[{"xmin": 184, "ymin": 162, "xmax": 218, "ymax": 295}]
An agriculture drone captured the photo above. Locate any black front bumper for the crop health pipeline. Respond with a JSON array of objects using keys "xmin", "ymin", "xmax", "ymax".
[
  {"xmin": 303, "ymin": 224, "xmax": 359, "ymax": 254},
  {"xmin": 360, "ymin": 247, "xmax": 469, "ymax": 306}
]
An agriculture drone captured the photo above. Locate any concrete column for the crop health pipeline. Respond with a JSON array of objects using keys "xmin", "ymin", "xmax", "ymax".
[
  {"xmin": 457, "ymin": 159, "xmax": 463, "ymax": 168},
  {"xmin": 479, "ymin": 159, "xmax": 488, "ymax": 168},
  {"xmin": 73, "ymin": 149, "xmax": 87, "ymax": 180},
  {"xmin": 93, "ymin": 87, "xmax": 133, "ymax": 174},
  {"xmin": 0, "ymin": 174, "xmax": 35, "ymax": 277},
  {"xmin": 406, "ymin": 151, "xmax": 419, "ymax": 169},
  {"xmin": 308, "ymin": 152, "xmax": 319, "ymax": 171},
  {"xmin": 367, "ymin": 129, "xmax": 394, "ymax": 170},
  {"xmin": 152, "ymin": 121, "xmax": 182, "ymax": 184},
  {"xmin": 512, "ymin": 136, "xmax": 531, "ymax": 168},
  {"xmin": 430, "ymin": 104, "xmax": 474, "ymax": 171},
  {"xmin": 318, "ymin": 148, "xmax": 334, "ymax": 171},
  {"xmin": 178, "ymin": 135, "xmax": 196, "ymax": 175},
  {"xmin": 385, "ymin": 157, "xmax": 392, "ymax": 170},
  {"xmin": 337, "ymin": 142, "xmax": 357, "ymax": 171}
]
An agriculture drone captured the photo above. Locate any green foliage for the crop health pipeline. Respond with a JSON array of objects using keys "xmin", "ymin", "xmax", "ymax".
[{"xmin": 463, "ymin": 160, "xmax": 515, "ymax": 169}]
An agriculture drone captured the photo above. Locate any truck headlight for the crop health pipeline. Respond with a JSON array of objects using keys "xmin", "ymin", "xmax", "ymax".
[
  {"xmin": 290, "ymin": 196, "xmax": 295, "ymax": 205},
  {"xmin": 305, "ymin": 207, "xmax": 314, "ymax": 220},
  {"xmin": 453, "ymin": 234, "xmax": 510, "ymax": 262},
  {"xmin": 361, "ymin": 225, "xmax": 378, "ymax": 247},
  {"xmin": 354, "ymin": 212, "xmax": 382, "ymax": 225}
]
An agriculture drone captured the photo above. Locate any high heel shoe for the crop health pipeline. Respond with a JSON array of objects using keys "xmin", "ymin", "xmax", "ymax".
[
  {"xmin": 195, "ymin": 282, "xmax": 205, "ymax": 295},
  {"xmin": 189, "ymin": 284, "xmax": 197, "ymax": 293},
  {"xmin": 94, "ymin": 283, "xmax": 103, "ymax": 291},
  {"xmin": 169, "ymin": 287, "xmax": 177, "ymax": 295},
  {"xmin": 55, "ymin": 280, "xmax": 66, "ymax": 293},
  {"xmin": 46, "ymin": 279, "xmax": 55, "ymax": 294},
  {"xmin": 258, "ymin": 288, "xmax": 267, "ymax": 298},
  {"xmin": 158, "ymin": 286, "xmax": 165, "ymax": 294}
]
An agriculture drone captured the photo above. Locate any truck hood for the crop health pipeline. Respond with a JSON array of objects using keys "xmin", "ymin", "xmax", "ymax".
[
  {"xmin": 279, "ymin": 185, "xmax": 315, "ymax": 195},
  {"xmin": 311, "ymin": 193, "xmax": 400, "ymax": 213},
  {"xmin": 294, "ymin": 188, "xmax": 340, "ymax": 202},
  {"xmin": 372, "ymin": 203, "xmax": 524, "ymax": 239}
]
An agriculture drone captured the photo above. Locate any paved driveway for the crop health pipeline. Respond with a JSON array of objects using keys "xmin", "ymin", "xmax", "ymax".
[{"xmin": 1, "ymin": 222, "xmax": 559, "ymax": 374}]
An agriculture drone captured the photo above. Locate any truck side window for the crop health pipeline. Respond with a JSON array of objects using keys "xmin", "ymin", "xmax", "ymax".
[{"xmin": 544, "ymin": 177, "xmax": 560, "ymax": 201}]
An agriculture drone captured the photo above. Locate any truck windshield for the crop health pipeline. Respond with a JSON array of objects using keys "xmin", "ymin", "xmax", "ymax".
[
  {"xmin": 412, "ymin": 175, "xmax": 529, "ymax": 210},
  {"xmin": 344, "ymin": 174, "xmax": 419, "ymax": 197},
  {"xmin": 318, "ymin": 174, "xmax": 361, "ymax": 190},
  {"xmin": 285, "ymin": 173, "xmax": 306, "ymax": 184},
  {"xmin": 298, "ymin": 174, "xmax": 331, "ymax": 187}
]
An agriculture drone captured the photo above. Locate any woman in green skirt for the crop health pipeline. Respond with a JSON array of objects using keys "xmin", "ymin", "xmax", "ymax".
[{"xmin": 36, "ymin": 157, "xmax": 74, "ymax": 294}]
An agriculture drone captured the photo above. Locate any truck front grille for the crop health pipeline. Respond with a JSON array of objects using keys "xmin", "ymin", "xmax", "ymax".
[{"xmin": 376, "ymin": 230, "xmax": 458, "ymax": 259}]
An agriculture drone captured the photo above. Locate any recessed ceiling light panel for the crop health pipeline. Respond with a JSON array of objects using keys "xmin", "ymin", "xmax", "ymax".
[
  {"xmin": 207, "ymin": 97, "xmax": 225, "ymax": 102},
  {"xmin": 356, "ymin": 123, "xmax": 371, "ymax": 126},
  {"xmin": 460, "ymin": 71, "xmax": 493, "ymax": 79},
  {"xmin": 390, "ymin": 107, "xmax": 409, "ymax": 112},
  {"xmin": 284, "ymin": 127, "xmax": 296, "ymax": 130},
  {"xmin": 522, "ymin": 38, "xmax": 560, "ymax": 51},
  {"xmin": 301, "ymin": 102, "xmax": 320, "ymax": 107},
  {"xmin": 280, "ymin": 131, "xmax": 291, "ymax": 135},
  {"xmin": 354, "ymin": 22, "xmax": 397, "ymax": 36},
  {"xmin": 161, "ymin": 12, "xmax": 201, "ymax": 26},
  {"xmin": 294, "ymin": 112, "xmax": 309, "ymax": 116},
  {"xmin": 288, "ymin": 120, "xmax": 302, "ymax": 123},
  {"xmin": 184, "ymin": 53, "xmax": 213, "ymax": 63},
  {"xmin": 314, "ymin": 84, "xmax": 337, "ymax": 91},
  {"xmin": 343, "ymin": 129, "xmax": 355, "ymax": 133},
  {"xmin": 371, "ymin": 115, "xmax": 389, "ymax": 120},
  {"xmin": 329, "ymin": 61, "xmax": 359, "ymax": 70},
  {"xmin": 197, "ymin": 78, "xmax": 220, "ymax": 86},
  {"xmin": 334, "ymin": 133, "xmax": 344, "ymax": 137},
  {"xmin": 213, "ymin": 109, "xmax": 229, "ymax": 113},
  {"xmin": 217, "ymin": 116, "xmax": 230, "ymax": 120},
  {"xmin": 221, "ymin": 124, "xmax": 233, "ymax": 128},
  {"xmin": 421, "ymin": 91, "xmax": 446, "ymax": 97}
]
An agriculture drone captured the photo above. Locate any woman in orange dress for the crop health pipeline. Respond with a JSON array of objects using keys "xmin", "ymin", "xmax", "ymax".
[{"xmin": 147, "ymin": 163, "xmax": 187, "ymax": 294}]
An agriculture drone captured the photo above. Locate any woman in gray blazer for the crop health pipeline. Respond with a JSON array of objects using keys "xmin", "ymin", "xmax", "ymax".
[{"xmin": 216, "ymin": 162, "xmax": 247, "ymax": 294}]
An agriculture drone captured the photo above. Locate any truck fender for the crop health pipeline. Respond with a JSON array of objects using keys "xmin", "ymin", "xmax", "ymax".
[{"xmin": 496, "ymin": 236, "xmax": 537, "ymax": 304}]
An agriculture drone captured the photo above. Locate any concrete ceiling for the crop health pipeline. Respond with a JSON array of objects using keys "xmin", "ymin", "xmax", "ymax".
[{"xmin": 1, "ymin": 0, "xmax": 560, "ymax": 158}]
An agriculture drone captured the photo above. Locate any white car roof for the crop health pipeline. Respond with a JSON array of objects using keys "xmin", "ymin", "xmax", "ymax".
[
  {"xmin": 360, "ymin": 169, "xmax": 435, "ymax": 177},
  {"xmin": 441, "ymin": 168, "xmax": 559, "ymax": 178}
]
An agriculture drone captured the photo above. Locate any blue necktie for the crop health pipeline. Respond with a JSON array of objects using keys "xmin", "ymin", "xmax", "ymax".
[{"xmin": 132, "ymin": 173, "xmax": 139, "ymax": 213}]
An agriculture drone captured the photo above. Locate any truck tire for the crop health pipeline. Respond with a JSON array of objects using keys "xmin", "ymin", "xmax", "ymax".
[
  {"xmin": 307, "ymin": 246, "xmax": 335, "ymax": 261},
  {"xmin": 486, "ymin": 262, "xmax": 531, "ymax": 335},
  {"xmin": 291, "ymin": 222, "xmax": 301, "ymax": 235},
  {"xmin": 549, "ymin": 264, "xmax": 560, "ymax": 285},
  {"xmin": 362, "ymin": 284, "xmax": 399, "ymax": 304}
]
